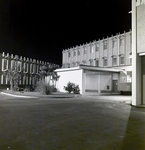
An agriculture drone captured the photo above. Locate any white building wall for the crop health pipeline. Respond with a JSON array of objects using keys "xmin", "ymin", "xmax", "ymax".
[{"xmin": 57, "ymin": 69, "xmax": 83, "ymax": 94}]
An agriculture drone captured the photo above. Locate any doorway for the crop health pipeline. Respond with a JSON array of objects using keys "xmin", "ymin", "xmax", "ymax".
[{"xmin": 113, "ymin": 80, "xmax": 118, "ymax": 93}]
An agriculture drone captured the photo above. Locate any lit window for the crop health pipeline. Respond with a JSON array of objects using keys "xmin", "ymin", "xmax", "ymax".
[
  {"xmin": 120, "ymin": 57, "xmax": 124, "ymax": 65},
  {"xmin": 112, "ymin": 57, "xmax": 117, "ymax": 66},
  {"xmin": 103, "ymin": 59, "xmax": 107, "ymax": 67},
  {"xmin": 103, "ymin": 41, "xmax": 107, "ymax": 50},
  {"xmin": 96, "ymin": 43, "xmax": 99, "ymax": 51}
]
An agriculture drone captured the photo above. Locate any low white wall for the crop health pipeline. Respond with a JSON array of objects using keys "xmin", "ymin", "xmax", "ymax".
[{"xmin": 56, "ymin": 69, "xmax": 83, "ymax": 94}]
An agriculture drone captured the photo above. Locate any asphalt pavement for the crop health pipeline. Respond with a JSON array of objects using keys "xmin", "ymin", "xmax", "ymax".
[{"xmin": 0, "ymin": 93, "xmax": 145, "ymax": 150}]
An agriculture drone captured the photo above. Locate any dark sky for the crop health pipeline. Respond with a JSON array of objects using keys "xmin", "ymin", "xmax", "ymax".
[{"xmin": 0, "ymin": 0, "xmax": 131, "ymax": 65}]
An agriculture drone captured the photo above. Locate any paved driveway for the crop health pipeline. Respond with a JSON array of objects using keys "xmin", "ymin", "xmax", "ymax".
[{"xmin": 0, "ymin": 94, "xmax": 145, "ymax": 150}]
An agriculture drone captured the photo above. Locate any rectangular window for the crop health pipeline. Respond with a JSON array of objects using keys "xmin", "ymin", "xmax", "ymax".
[
  {"xmin": 68, "ymin": 52, "xmax": 70, "ymax": 57},
  {"xmin": 113, "ymin": 40, "xmax": 117, "ymax": 48},
  {"xmin": 78, "ymin": 49, "xmax": 80, "ymax": 55},
  {"xmin": 90, "ymin": 60, "xmax": 93, "ymax": 66},
  {"xmin": 95, "ymin": 60, "xmax": 99, "ymax": 67},
  {"xmin": 84, "ymin": 47, "xmax": 86, "ymax": 54},
  {"xmin": 112, "ymin": 57, "xmax": 117, "ymax": 66},
  {"xmin": 74, "ymin": 51, "xmax": 76, "ymax": 56},
  {"xmin": 103, "ymin": 41, "xmax": 107, "ymax": 50},
  {"xmin": 3, "ymin": 59, "xmax": 8, "ymax": 70},
  {"xmin": 11, "ymin": 60, "xmax": 15, "ymax": 71},
  {"xmin": 120, "ymin": 57, "xmax": 124, "ymax": 65},
  {"xmin": 18, "ymin": 61, "xmax": 22, "ymax": 72},
  {"xmin": 90, "ymin": 45, "xmax": 93, "ymax": 53},
  {"xmin": 30, "ymin": 64, "xmax": 33, "ymax": 73},
  {"xmin": 103, "ymin": 59, "xmax": 107, "ymax": 67},
  {"xmin": 96, "ymin": 43, "xmax": 99, "ymax": 51},
  {"xmin": 130, "ymin": 58, "xmax": 132, "ymax": 65},
  {"xmin": 120, "ymin": 38, "xmax": 124, "ymax": 46}
]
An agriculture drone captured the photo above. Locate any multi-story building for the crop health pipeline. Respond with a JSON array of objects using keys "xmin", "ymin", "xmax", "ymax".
[
  {"xmin": 0, "ymin": 52, "xmax": 59, "ymax": 89},
  {"xmin": 56, "ymin": 31, "xmax": 132, "ymax": 95}
]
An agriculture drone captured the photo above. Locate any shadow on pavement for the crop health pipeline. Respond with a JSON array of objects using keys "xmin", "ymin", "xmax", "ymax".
[{"xmin": 121, "ymin": 106, "xmax": 145, "ymax": 150}]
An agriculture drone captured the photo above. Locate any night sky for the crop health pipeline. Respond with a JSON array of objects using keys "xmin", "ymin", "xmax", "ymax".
[{"xmin": 0, "ymin": 0, "xmax": 131, "ymax": 66}]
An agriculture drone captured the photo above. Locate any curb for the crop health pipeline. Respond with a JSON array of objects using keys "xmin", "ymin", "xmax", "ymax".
[{"xmin": 1, "ymin": 92, "xmax": 37, "ymax": 98}]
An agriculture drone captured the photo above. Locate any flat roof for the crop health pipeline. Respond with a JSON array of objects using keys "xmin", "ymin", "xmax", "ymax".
[{"xmin": 55, "ymin": 65, "xmax": 126, "ymax": 73}]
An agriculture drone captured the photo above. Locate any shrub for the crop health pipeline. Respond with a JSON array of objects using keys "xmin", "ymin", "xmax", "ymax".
[
  {"xmin": 64, "ymin": 82, "xmax": 80, "ymax": 94},
  {"xmin": 73, "ymin": 85, "xmax": 80, "ymax": 94},
  {"xmin": 36, "ymin": 79, "xmax": 52, "ymax": 95}
]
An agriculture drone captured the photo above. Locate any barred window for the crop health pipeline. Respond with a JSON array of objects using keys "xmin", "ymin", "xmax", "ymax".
[
  {"xmin": 68, "ymin": 52, "xmax": 71, "ymax": 57},
  {"xmin": 95, "ymin": 60, "xmax": 99, "ymax": 67}
]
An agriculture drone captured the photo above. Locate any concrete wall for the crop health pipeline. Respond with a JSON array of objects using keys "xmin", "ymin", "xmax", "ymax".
[
  {"xmin": 100, "ymin": 73, "xmax": 112, "ymax": 92},
  {"xmin": 57, "ymin": 69, "xmax": 83, "ymax": 94},
  {"xmin": 137, "ymin": 4, "xmax": 145, "ymax": 53}
]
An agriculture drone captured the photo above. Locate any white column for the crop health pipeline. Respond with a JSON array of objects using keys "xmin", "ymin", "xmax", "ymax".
[{"xmin": 132, "ymin": 0, "xmax": 142, "ymax": 105}]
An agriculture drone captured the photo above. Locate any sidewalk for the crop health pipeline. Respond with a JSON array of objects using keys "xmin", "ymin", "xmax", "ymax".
[{"xmin": 1, "ymin": 90, "xmax": 81, "ymax": 98}]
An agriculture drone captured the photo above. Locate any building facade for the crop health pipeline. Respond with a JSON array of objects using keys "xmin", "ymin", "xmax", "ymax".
[
  {"xmin": 0, "ymin": 52, "xmax": 59, "ymax": 89},
  {"xmin": 132, "ymin": 0, "xmax": 145, "ymax": 105},
  {"xmin": 56, "ymin": 31, "xmax": 132, "ymax": 95}
]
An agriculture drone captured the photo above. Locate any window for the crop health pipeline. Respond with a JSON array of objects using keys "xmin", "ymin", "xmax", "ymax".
[
  {"xmin": 89, "ymin": 59, "xmax": 93, "ymax": 66},
  {"xmin": 113, "ymin": 40, "xmax": 117, "ymax": 48},
  {"xmin": 33, "ymin": 64, "xmax": 36, "ymax": 73},
  {"xmin": 68, "ymin": 52, "xmax": 70, "ymax": 57},
  {"xmin": 95, "ymin": 60, "xmax": 99, "ymax": 67},
  {"xmin": 90, "ymin": 45, "xmax": 93, "ymax": 53},
  {"xmin": 120, "ymin": 57, "xmax": 124, "ymax": 65},
  {"xmin": 74, "ymin": 51, "xmax": 76, "ymax": 56},
  {"xmin": 103, "ymin": 59, "xmax": 107, "ymax": 67},
  {"xmin": 112, "ymin": 57, "xmax": 117, "ymax": 66},
  {"xmin": 11, "ymin": 60, "xmax": 15, "ymax": 71},
  {"xmin": 130, "ymin": 58, "xmax": 132, "ymax": 65},
  {"xmin": 84, "ymin": 47, "xmax": 86, "ymax": 54},
  {"xmin": 3, "ymin": 59, "xmax": 8, "ymax": 70},
  {"xmin": 96, "ymin": 43, "xmax": 99, "ymax": 51},
  {"xmin": 103, "ymin": 41, "xmax": 107, "ymax": 50},
  {"xmin": 78, "ymin": 49, "xmax": 80, "ymax": 55},
  {"xmin": 120, "ymin": 38, "xmax": 124, "ymax": 46},
  {"xmin": 17, "ymin": 61, "xmax": 22, "ymax": 72},
  {"xmin": 30, "ymin": 64, "xmax": 33, "ymax": 73}
]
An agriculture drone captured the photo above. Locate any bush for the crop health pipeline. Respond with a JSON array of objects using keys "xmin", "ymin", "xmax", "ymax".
[
  {"xmin": 36, "ymin": 79, "xmax": 52, "ymax": 95},
  {"xmin": 64, "ymin": 82, "xmax": 80, "ymax": 94}
]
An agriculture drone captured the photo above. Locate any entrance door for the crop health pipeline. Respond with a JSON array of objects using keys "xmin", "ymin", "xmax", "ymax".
[{"xmin": 113, "ymin": 80, "xmax": 118, "ymax": 93}]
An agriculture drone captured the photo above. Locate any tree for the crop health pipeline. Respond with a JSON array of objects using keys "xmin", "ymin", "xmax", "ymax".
[
  {"xmin": 2, "ymin": 57, "xmax": 23, "ymax": 91},
  {"xmin": 37, "ymin": 64, "xmax": 60, "ymax": 88}
]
